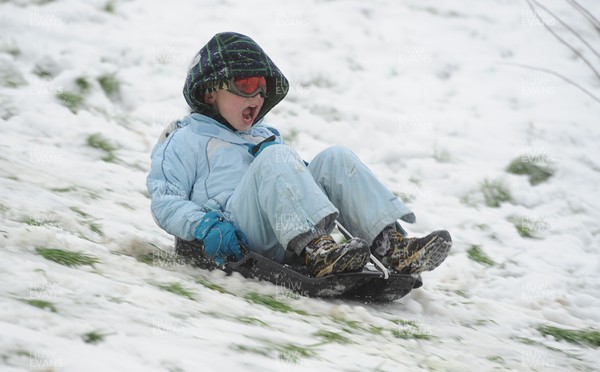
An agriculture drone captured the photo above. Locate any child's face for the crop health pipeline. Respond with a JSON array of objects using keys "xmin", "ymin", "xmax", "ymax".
[{"xmin": 205, "ymin": 89, "xmax": 264, "ymax": 131}]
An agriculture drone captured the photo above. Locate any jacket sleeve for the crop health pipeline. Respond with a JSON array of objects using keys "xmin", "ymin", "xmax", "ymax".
[{"xmin": 146, "ymin": 129, "xmax": 205, "ymax": 241}]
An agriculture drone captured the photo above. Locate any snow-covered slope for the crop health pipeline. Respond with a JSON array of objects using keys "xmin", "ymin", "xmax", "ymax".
[{"xmin": 1, "ymin": 0, "xmax": 599, "ymax": 370}]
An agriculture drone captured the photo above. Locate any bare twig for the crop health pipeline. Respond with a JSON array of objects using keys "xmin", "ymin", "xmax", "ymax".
[
  {"xmin": 531, "ymin": 0, "xmax": 600, "ymax": 60},
  {"xmin": 566, "ymin": 0, "xmax": 600, "ymax": 31},
  {"xmin": 500, "ymin": 62, "xmax": 600, "ymax": 105},
  {"xmin": 524, "ymin": 0, "xmax": 600, "ymax": 81}
]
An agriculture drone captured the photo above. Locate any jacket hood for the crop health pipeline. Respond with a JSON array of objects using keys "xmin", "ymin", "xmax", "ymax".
[{"xmin": 183, "ymin": 32, "xmax": 289, "ymax": 129}]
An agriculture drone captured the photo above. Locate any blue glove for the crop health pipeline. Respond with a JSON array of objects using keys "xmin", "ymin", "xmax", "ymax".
[
  {"xmin": 248, "ymin": 135, "xmax": 281, "ymax": 157},
  {"xmin": 194, "ymin": 211, "xmax": 248, "ymax": 266}
]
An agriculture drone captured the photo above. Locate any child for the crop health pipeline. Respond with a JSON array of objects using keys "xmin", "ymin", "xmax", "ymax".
[{"xmin": 147, "ymin": 32, "xmax": 452, "ymax": 278}]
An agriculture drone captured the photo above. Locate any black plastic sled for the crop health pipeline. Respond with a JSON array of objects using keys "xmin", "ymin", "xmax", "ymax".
[{"xmin": 226, "ymin": 252, "xmax": 422, "ymax": 303}]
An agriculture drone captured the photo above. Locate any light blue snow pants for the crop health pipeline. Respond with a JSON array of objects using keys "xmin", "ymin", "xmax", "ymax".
[{"xmin": 226, "ymin": 145, "xmax": 415, "ymax": 263}]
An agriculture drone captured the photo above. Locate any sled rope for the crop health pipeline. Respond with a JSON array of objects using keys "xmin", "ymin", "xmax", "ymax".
[{"xmin": 334, "ymin": 221, "xmax": 390, "ymax": 279}]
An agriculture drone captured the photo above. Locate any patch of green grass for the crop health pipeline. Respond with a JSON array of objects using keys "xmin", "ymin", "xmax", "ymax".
[
  {"xmin": 56, "ymin": 91, "xmax": 85, "ymax": 113},
  {"xmin": 82, "ymin": 331, "xmax": 107, "ymax": 344},
  {"xmin": 196, "ymin": 277, "xmax": 229, "ymax": 294},
  {"xmin": 278, "ymin": 343, "xmax": 316, "ymax": 361},
  {"xmin": 461, "ymin": 319, "xmax": 498, "ymax": 329},
  {"xmin": 1, "ymin": 72, "xmax": 26, "ymax": 88},
  {"xmin": 165, "ymin": 366, "xmax": 184, "ymax": 372},
  {"xmin": 538, "ymin": 325, "xmax": 600, "ymax": 348},
  {"xmin": 0, "ymin": 44, "xmax": 21, "ymax": 57},
  {"xmin": 118, "ymin": 202, "xmax": 135, "ymax": 210},
  {"xmin": 313, "ymin": 330, "xmax": 353, "ymax": 344},
  {"xmin": 23, "ymin": 214, "xmax": 62, "ymax": 229},
  {"xmin": 136, "ymin": 253, "xmax": 155, "ymax": 265},
  {"xmin": 391, "ymin": 327, "xmax": 432, "ymax": 340},
  {"xmin": 391, "ymin": 319, "xmax": 416, "ymax": 326},
  {"xmin": 14, "ymin": 349, "xmax": 31, "ymax": 358},
  {"xmin": 135, "ymin": 248, "xmax": 188, "ymax": 268},
  {"xmin": 368, "ymin": 325, "xmax": 384, "ymax": 335},
  {"xmin": 467, "ymin": 245, "xmax": 496, "ymax": 266},
  {"xmin": 282, "ymin": 128, "xmax": 299, "ymax": 144},
  {"xmin": 21, "ymin": 299, "xmax": 57, "ymax": 313},
  {"xmin": 87, "ymin": 133, "xmax": 118, "ymax": 162},
  {"xmin": 87, "ymin": 133, "xmax": 117, "ymax": 152},
  {"xmin": 391, "ymin": 319, "xmax": 432, "ymax": 340},
  {"xmin": 87, "ymin": 190, "xmax": 102, "ymax": 200},
  {"xmin": 245, "ymin": 292, "xmax": 308, "ymax": 315},
  {"xmin": 332, "ymin": 316, "xmax": 363, "ymax": 332},
  {"xmin": 487, "ymin": 355, "xmax": 505, "ymax": 364},
  {"xmin": 514, "ymin": 220, "xmax": 536, "ymax": 238},
  {"xmin": 459, "ymin": 193, "xmax": 477, "ymax": 207},
  {"xmin": 238, "ymin": 316, "xmax": 269, "ymax": 327},
  {"xmin": 88, "ymin": 222, "xmax": 104, "ymax": 236},
  {"xmin": 509, "ymin": 214, "xmax": 550, "ymax": 239},
  {"xmin": 231, "ymin": 344, "xmax": 271, "ymax": 357},
  {"xmin": 75, "ymin": 77, "xmax": 91, "ymax": 93},
  {"xmin": 69, "ymin": 207, "xmax": 104, "ymax": 236},
  {"xmin": 36, "ymin": 248, "xmax": 99, "ymax": 267},
  {"xmin": 455, "ymin": 290, "xmax": 469, "ymax": 298},
  {"xmin": 70, "ymin": 207, "xmax": 90, "ymax": 218},
  {"xmin": 515, "ymin": 336, "xmax": 537, "ymax": 345},
  {"xmin": 233, "ymin": 340, "xmax": 317, "ymax": 362},
  {"xmin": 23, "ymin": 217, "xmax": 42, "ymax": 227},
  {"xmin": 157, "ymin": 282, "xmax": 195, "ymax": 301},
  {"xmin": 506, "ymin": 157, "xmax": 554, "ymax": 185},
  {"xmin": 103, "ymin": 1, "xmax": 116, "ymax": 13},
  {"xmin": 52, "ymin": 186, "xmax": 78, "ymax": 193},
  {"xmin": 513, "ymin": 336, "xmax": 582, "ymax": 360},
  {"xmin": 474, "ymin": 319, "xmax": 498, "ymax": 326},
  {"xmin": 391, "ymin": 328, "xmax": 432, "ymax": 340},
  {"xmin": 480, "ymin": 179, "xmax": 512, "ymax": 207},
  {"xmin": 33, "ymin": 64, "xmax": 54, "ymax": 78},
  {"xmin": 97, "ymin": 73, "xmax": 121, "ymax": 98},
  {"xmin": 56, "ymin": 76, "xmax": 92, "ymax": 112}
]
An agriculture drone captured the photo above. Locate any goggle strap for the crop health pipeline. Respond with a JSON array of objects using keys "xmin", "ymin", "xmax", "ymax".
[{"xmin": 202, "ymin": 79, "xmax": 229, "ymax": 94}]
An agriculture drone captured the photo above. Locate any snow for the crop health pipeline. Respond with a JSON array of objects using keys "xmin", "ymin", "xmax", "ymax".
[{"xmin": 1, "ymin": 0, "xmax": 600, "ymax": 370}]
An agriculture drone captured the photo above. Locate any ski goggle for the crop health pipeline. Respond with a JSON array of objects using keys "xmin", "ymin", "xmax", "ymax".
[{"xmin": 226, "ymin": 76, "xmax": 268, "ymax": 98}]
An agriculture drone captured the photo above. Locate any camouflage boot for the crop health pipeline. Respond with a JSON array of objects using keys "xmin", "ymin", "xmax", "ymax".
[
  {"xmin": 304, "ymin": 235, "xmax": 370, "ymax": 278},
  {"xmin": 371, "ymin": 225, "xmax": 452, "ymax": 274}
]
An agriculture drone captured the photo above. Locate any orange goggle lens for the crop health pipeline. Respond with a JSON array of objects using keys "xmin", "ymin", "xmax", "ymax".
[{"xmin": 229, "ymin": 76, "xmax": 268, "ymax": 97}]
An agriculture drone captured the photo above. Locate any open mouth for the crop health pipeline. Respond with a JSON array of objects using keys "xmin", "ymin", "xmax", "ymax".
[{"xmin": 242, "ymin": 105, "xmax": 258, "ymax": 126}]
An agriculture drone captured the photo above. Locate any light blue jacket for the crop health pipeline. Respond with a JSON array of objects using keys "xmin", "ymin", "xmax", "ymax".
[{"xmin": 146, "ymin": 113, "xmax": 282, "ymax": 241}]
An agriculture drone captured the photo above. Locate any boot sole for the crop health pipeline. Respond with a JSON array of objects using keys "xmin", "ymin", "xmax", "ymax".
[
  {"xmin": 315, "ymin": 246, "xmax": 370, "ymax": 278},
  {"xmin": 396, "ymin": 231, "xmax": 452, "ymax": 275}
]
